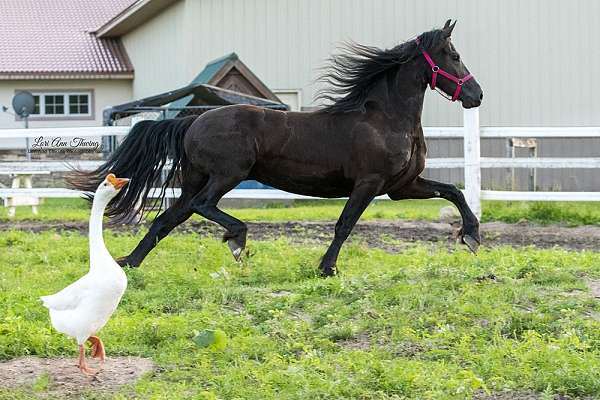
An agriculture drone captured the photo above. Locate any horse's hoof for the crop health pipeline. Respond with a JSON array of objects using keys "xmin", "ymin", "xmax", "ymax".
[
  {"xmin": 462, "ymin": 234, "xmax": 480, "ymax": 254},
  {"xmin": 116, "ymin": 257, "xmax": 136, "ymax": 268},
  {"xmin": 320, "ymin": 265, "xmax": 337, "ymax": 278},
  {"xmin": 227, "ymin": 240, "xmax": 244, "ymax": 262},
  {"xmin": 116, "ymin": 257, "xmax": 129, "ymax": 268}
]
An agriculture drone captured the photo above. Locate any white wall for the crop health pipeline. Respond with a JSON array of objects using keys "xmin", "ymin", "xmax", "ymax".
[
  {"xmin": 0, "ymin": 79, "xmax": 132, "ymax": 148},
  {"xmin": 121, "ymin": 0, "xmax": 188, "ymax": 99},
  {"xmin": 121, "ymin": 0, "xmax": 600, "ymax": 127}
]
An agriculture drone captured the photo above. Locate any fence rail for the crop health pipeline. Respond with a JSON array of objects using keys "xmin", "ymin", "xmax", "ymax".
[
  {"xmin": 1, "ymin": 108, "xmax": 600, "ymax": 218},
  {"xmin": 0, "ymin": 126, "xmax": 129, "ymax": 140},
  {"xmin": 0, "ymin": 187, "xmax": 392, "ymax": 201},
  {"xmin": 3, "ymin": 125, "xmax": 600, "ymax": 139}
]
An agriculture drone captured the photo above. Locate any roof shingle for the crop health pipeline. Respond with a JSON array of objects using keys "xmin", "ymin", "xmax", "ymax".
[{"xmin": 0, "ymin": 0, "xmax": 136, "ymax": 78}]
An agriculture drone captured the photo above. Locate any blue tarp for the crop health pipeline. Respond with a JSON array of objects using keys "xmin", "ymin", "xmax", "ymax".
[{"xmin": 236, "ymin": 180, "xmax": 271, "ymax": 189}]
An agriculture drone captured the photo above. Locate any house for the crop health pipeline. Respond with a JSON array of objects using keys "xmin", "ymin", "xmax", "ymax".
[
  {"xmin": 0, "ymin": 0, "xmax": 136, "ymax": 130},
  {"xmin": 2, "ymin": 0, "xmax": 599, "ymax": 129},
  {"xmin": 1, "ymin": 0, "xmax": 600, "ymax": 190}
]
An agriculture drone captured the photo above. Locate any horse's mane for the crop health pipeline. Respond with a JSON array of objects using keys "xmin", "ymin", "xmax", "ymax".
[{"xmin": 316, "ymin": 28, "xmax": 445, "ymax": 114}]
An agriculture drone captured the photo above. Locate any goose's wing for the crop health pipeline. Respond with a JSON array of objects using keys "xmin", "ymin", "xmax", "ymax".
[{"xmin": 40, "ymin": 274, "xmax": 94, "ymax": 311}]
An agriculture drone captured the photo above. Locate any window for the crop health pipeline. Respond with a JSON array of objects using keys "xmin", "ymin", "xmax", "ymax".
[
  {"xmin": 69, "ymin": 95, "xmax": 89, "ymax": 115},
  {"xmin": 27, "ymin": 92, "xmax": 92, "ymax": 118},
  {"xmin": 44, "ymin": 95, "xmax": 64, "ymax": 115}
]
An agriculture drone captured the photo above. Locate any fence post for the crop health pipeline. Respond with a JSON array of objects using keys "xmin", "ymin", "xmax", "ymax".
[{"xmin": 463, "ymin": 107, "xmax": 481, "ymax": 218}]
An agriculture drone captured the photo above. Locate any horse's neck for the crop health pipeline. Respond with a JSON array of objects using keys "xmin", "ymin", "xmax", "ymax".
[{"xmin": 365, "ymin": 64, "xmax": 426, "ymax": 129}]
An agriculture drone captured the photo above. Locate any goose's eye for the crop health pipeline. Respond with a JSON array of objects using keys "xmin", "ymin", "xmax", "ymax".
[{"xmin": 103, "ymin": 183, "xmax": 108, "ymax": 187}]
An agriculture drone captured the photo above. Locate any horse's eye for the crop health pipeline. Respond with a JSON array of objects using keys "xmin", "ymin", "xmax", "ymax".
[{"xmin": 452, "ymin": 54, "xmax": 460, "ymax": 61}]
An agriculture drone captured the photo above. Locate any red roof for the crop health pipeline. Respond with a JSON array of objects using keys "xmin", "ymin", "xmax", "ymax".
[{"xmin": 0, "ymin": 0, "xmax": 136, "ymax": 79}]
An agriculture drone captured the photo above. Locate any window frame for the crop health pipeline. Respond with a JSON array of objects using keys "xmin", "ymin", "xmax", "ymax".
[
  {"xmin": 16, "ymin": 90, "xmax": 94, "ymax": 120},
  {"xmin": 273, "ymin": 89, "xmax": 302, "ymax": 111}
]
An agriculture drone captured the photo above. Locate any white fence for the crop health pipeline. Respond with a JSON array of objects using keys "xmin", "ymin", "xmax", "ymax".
[{"xmin": 2, "ymin": 108, "xmax": 600, "ymax": 217}]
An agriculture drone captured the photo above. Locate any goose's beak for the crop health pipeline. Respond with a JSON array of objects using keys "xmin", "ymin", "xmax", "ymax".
[
  {"xmin": 107, "ymin": 174, "xmax": 130, "ymax": 189},
  {"xmin": 113, "ymin": 177, "xmax": 130, "ymax": 189}
]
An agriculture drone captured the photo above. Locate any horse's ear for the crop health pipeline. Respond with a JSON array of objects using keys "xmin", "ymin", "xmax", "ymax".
[{"xmin": 443, "ymin": 20, "xmax": 457, "ymax": 38}]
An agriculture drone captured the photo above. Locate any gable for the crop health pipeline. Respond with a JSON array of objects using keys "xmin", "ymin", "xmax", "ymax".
[{"xmin": 187, "ymin": 53, "xmax": 280, "ymax": 102}]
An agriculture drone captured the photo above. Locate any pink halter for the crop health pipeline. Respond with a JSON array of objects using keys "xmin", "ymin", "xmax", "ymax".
[{"xmin": 415, "ymin": 37, "xmax": 473, "ymax": 102}]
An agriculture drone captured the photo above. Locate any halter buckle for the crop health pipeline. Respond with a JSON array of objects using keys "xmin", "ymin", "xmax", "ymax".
[
  {"xmin": 432, "ymin": 66, "xmax": 439, "ymax": 72},
  {"xmin": 457, "ymin": 79, "xmax": 464, "ymax": 86}
]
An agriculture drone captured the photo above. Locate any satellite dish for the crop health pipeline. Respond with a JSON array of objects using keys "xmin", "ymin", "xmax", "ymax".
[{"xmin": 12, "ymin": 91, "xmax": 35, "ymax": 118}]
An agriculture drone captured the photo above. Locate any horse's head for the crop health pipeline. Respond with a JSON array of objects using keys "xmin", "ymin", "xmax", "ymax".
[{"xmin": 417, "ymin": 20, "xmax": 483, "ymax": 109}]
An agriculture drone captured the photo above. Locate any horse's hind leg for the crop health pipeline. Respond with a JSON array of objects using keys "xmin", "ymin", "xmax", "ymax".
[
  {"xmin": 189, "ymin": 175, "xmax": 247, "ymax": 261},
  {"xmin": 118, "ymin": 191, "xmax": 194, "ymax": 268}
]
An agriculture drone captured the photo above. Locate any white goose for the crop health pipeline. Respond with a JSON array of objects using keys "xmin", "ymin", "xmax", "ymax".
[{"xmin": 41, "ymin": 173, "xmax": 129, "ymax": 375}]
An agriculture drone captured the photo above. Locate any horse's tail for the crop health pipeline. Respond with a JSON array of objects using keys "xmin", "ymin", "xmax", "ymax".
[{"xmin": 67, "ymin": 116, "xmax": 197, "ymax": 223}]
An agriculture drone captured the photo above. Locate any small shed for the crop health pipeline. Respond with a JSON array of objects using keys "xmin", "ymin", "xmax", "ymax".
[{"xmin": 105, "ymin": 53, "xmax": 286, "ymax": 124}]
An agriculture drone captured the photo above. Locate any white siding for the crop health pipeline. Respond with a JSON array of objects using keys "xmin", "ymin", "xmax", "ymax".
[
  {"xmin": 122, "ymin": 0, "xmax": 188, "ymax": 98},
  {"xmin": 0, "ymin": 79, "xmax": 132, "ymax": 128},
  {"xmin": 0, "ymin": 79, "xmax": 132, "ymax": 148},
  {"xmin": 122, "ymin": 0, "xmax": 600, "ymax": 127}
]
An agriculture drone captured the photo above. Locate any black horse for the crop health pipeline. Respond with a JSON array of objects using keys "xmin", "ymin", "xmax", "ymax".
[{"xmin": 70, "ymin": 20, "xmax": 483, "ymax": 276}]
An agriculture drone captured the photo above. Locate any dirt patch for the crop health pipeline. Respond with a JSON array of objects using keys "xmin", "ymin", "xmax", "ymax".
[
  {"xmin": 586, "ymin": 279, "xmax": 600, "ymax": 298},
  {"xmin": 473, "ymin": 390, "xmax": 574, "ymax": 400},
  {"xmin": 268, "ymin": 290, "xmax": 293, "ymax": 298},
  {"xmin": 4, "ymin": 219, "xmax": 600, "ymax": 252},
  {"xmin": 337, "ymin": 332, "xmax": 426, "ymax": 357},
  {"xmin": 0, "ymin": 356, "xmax": 154, "ymax": 398},
  {"xmin": 389, "ymin": 341, "xmax": 426, "ymax": 358},
  {"xmin": 337, "ymin": 333, "xmax": 372, "ymax": 351}
]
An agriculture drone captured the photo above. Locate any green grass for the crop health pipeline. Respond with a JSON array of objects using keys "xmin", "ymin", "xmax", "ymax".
[
  {"xmin": 2, "ymin": 231, "xmax": 600, "ymax": 398},
  {"xmin": 0, "ymin": 198, "xmax": 446, "ymax": 222},
  {"xmin": 3, "ymin": 198, "xmax": 600, "ymax": 226},
  {"xmin": 481, "ymin": 201, "xmax": 600, "ymax": 226},
  {"xmin": 0, "ymin": 198, "xmax": 92, "ymax": 221}
]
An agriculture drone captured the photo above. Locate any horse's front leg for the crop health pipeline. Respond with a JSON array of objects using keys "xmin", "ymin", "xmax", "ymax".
[
  {"xmin": 389, "ymin": 176, "xmax": 480, "ymax": 252},
  {"xmin": 320, "ymin": 179, "xmax": 381, "ymax": 277}
]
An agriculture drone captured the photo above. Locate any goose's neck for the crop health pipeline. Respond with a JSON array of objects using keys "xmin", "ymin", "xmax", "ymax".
[{"xmin": 89, "ymin": 196, "xmax": 110, "ymax": 264}]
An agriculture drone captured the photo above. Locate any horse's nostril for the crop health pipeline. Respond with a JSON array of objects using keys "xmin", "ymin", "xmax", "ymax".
[{"xmin": 479, "ymin": 92, "xmax": 484, "ymax": 101}]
